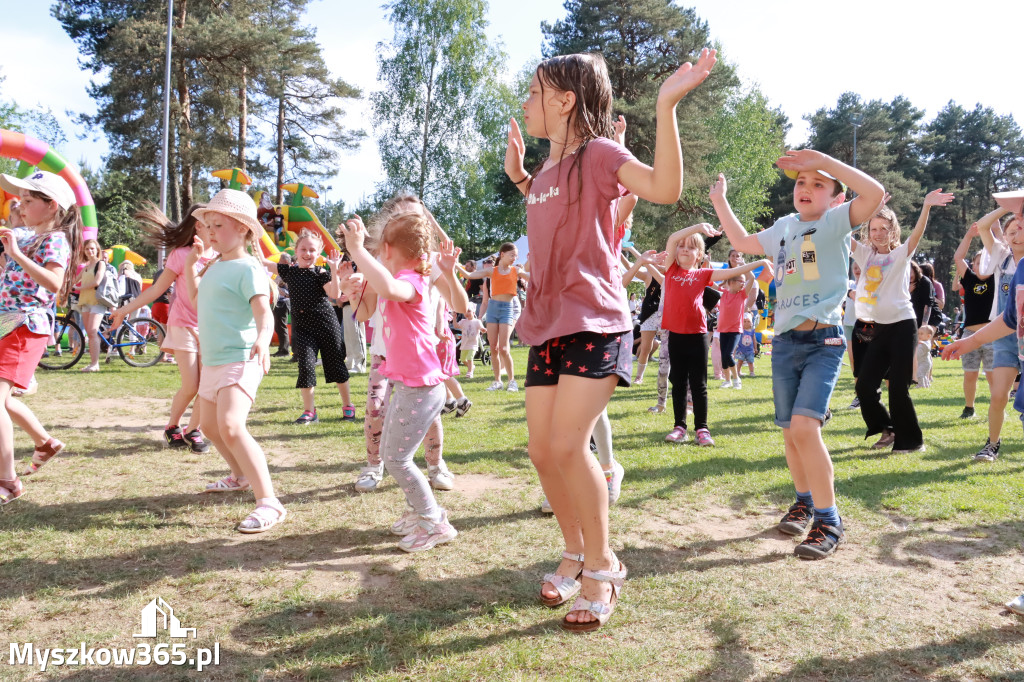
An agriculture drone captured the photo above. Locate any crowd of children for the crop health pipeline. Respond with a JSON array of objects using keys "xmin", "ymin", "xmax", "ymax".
[{"xmin": 4, "ymin": 44, "xmax": 1024, "ymax": 630}]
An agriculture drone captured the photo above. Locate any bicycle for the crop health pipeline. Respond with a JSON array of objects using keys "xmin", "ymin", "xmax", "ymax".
[{"xmin": 39, "ymin": 309, "xmax": 167, "ymax": 370}]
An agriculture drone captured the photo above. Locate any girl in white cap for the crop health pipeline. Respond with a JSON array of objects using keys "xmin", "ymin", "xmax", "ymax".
[
  {"xmin": 183, "ymin": 188, "xmax": 284, "ymax": 533},
  {"xmin": 0, "ymin": 170, "xmax": 84, "ymax": 502}
]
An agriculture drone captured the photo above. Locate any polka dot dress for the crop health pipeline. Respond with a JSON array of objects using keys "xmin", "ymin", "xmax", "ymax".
[{"xmin": 277, "ymin": 263, "xmax": 349, "ymax": 388}]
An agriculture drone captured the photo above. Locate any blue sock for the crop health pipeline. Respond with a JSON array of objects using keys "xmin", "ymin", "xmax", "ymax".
[
  {"xmin": 813, "ymin": 505, "xmax": 840, "ymax": 527},
  {"xmin": 795, "ymin": 490, "xmax": 814, "ymax": 506}
]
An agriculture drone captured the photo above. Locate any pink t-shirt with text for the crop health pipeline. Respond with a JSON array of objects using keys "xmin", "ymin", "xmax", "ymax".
[
  {"xmin": 379, "ymin": 270, "xmax": 447, "ymax": 387},
  {"xmin": 717, "ymin": 289, "xmax": 747, "ymax": 333},
  {"xmin": 516, "ymin": 137, "xmax": 635, "ymax": 346},
  {"xmin": 164, "ymin": 246, "xmax": 212, "ymax": 329},
  {"xmin": 662, "ymin": 265, "xmax": 714, "ymax": 334}
]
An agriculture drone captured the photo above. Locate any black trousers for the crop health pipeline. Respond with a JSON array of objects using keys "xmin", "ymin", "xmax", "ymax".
[
  {"xmin": 669, "ymin": 332, "xmax": 710, "ymax": 431},
  {"xmin": 273, "ymin": 299, "xmax": 290, "ymax": 353},
  {"xmin": 719, "ymin": 331, "xmax": 740, "ymax": 369},
  {"xmin": 855, "ymin": 317, "xmax": 922, "ymax": 449}
]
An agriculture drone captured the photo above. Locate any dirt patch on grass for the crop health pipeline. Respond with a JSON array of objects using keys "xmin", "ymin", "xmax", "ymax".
[
  {"xmin": 50, "ymin": 397, "xmax": 170, "ymax": 431},
  {"xmin": 454, "ymin": 473, "xmax": 521, "ymax": 501}
]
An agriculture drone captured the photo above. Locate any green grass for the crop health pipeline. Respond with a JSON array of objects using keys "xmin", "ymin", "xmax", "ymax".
[{"xmin": 2, "ymin": 347, "xmax": 1023, "ymax": 680}]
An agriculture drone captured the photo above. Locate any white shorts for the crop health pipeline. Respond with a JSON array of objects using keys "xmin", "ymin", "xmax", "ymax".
[
  {"xmin": 639, "ymin": 311, "xmax": 662, "ymax": 333},
  {"xmin": 161, "ymin": 325, "xmax": 200, "ymax": 353},
  {"xmin": 198, "ymin": 358, "xmax": 264, "ymax": 403}
]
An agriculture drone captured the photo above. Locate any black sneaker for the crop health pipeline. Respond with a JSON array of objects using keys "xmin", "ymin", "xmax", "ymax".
[
  {"xmin": 822, "ymin": 409, "xmax": 833, "ymax": 428},
  {"xmin": 440, "ymin": 399, "xmax": 457, "ymax": 415},
  {"xmin": 794, "ymin": 517, "xmax": 845, "ymax": 559},
  {"xmin": 590, "ymin": 436, "xmax": 598, "ymax": 453},
  {"xmin": 778, "ymin": 499, "xmax": 813, "ymax": 536},
  {"xmin": 295, "ymin": 410, "xmax": 318, "ymax": 425},
  {"xmin": 164, "ymin": 426, "xmax": 187, "ymax": 449},
  {"xmin": 959, "ymin": 406, "xmax": 976, "ymax": 419},
  {"xmin": 455, "ymin": 398, "xmax": 472, "ymax": 418},
  {"xmin": 272, "ymin": 349, "xmax": 290, "ymax": 357},
  {"xmin": 184, "ymin": 429, "xmax": 210, "ymax": 453},
  {"xmin": 973, "ymin": 438, "xmax": 1000, "ymax": 462}
]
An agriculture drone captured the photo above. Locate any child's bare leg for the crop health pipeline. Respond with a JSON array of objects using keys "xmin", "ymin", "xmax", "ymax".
[
  {"xmin": 487, "ymin": 322, "xmax": 502, "ymax": 381},
  {"xmin": 300, "ymin": 387, "xmax": 316, "ymax": 413},
  {"xmin": 6, "ymin": 396, "xmax": 50, "ymax": 447},
  {"xmin": 785, "ymin": 416, "xmax": 835, "ymax": 509},
  {"xmin": 199, "ymin": 397, "xmax": 244, "ymax": 481},
  {"xmin": 170, "ymin": 350, "xmax": 201, "ymax": 429},
  {"xmin": 497, "ymin": 323, "xmax": 515, "ymax": 380},
  {"xmin": 0, "ymin": 381, "xmax": 17, "ymax": 480},
  {"xmin": 444, "ymin": 376, "xmax": 465, "ymax": 401},
  {"xmin": 335, "ymin": 381, "xmax": 351, "ymax": 406},
  {"xmin": 216, "ymin": 386, "xmax": 275, "ymax": 500}
]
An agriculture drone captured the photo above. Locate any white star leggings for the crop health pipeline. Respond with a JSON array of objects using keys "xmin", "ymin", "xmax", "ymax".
[{"xmin": 380, "ymin": 381, "xmax": 447, "ymax": 522}]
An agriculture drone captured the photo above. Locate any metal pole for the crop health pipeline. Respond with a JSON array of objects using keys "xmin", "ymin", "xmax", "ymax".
[
  {"xmin": 158, "ymin": 0, "xmax": 174, "ymax": 268},
  {"xmin": 853, "ymin": 126, "xmax": 858, "ymax": 169}
]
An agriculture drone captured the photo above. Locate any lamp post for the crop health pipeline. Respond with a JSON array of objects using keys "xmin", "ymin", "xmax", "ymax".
[
  {"xmin": 158, "ymin": 0, "xmax": 174, "ymax": 268},
  {"xmin": 850, "ymin": 113, "xmax": 864, "ymax": 169}
]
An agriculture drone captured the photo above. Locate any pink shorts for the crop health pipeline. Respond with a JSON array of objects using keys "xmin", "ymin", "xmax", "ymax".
[
  {"xmin": 161, "ymin": 325, "xmax": 200, "ymax": 354},
  {"xmin": 198, "ymin": 359, "xmax": 264, "ymax": 403},
  {"xmin": 0, "ymin": 325, "xmax": 48, "ymax": 390}
]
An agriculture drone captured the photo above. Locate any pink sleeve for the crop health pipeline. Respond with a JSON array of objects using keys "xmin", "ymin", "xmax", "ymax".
[
  {"xmin": 700, "ymin": 269, "xmax": 715, "ymax": 287},
  {"xmin": 592, "ymin": 138, "xmax": 637, "ymax": 201},
  {"xmin": 165, "ymin": 247, "xmax": 187, "ymax": 275},
  {"xmin": 397, "ymin": 270, "xmax": 425, "ymax": 304}
]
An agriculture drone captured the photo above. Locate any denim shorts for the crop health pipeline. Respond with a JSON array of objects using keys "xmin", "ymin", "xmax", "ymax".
[
  {"xmin": 770, "ymin": 325, "xmax": 846, "ymax": 428},
  {"xmin": 485, "ymin": 299, "xmax": 516, "ymax": 325},
  {"xmin": 992, "ymin": 333, "xmax": 1020, "ymax": 370}
]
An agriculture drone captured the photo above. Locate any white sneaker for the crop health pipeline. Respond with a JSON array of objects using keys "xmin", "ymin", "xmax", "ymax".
[
  {"xmin": 1008, "ymin": 593, "xmax": 1024, "ymax": 615},
  {"xmin": 732, "ymin": 378, "xmax": 742, "ymax": 389},
  {"xmin": 486, "ymin": 381, "xmax": 503, "ymax": 391},
  {"xmin": 720, "ymin": 379, "xmax": 732, "ymax": 389},
  {"xmin": 354, "ymin": 464, "xmax": 384, "ymax": 493},
  {"xmin": 540, "ymin": 497, "xmax": 553, "ymax": 514},
  {"xmin": 390, "ymin": 506, "xmax": 420, "ymax": 536},
  {"xmin": 398, "ymin": 510, "xmax": 458, "ymax": 553},
  {"xmin": 506, "ymin": 379, "xmax": 519, "ymax": 392},
  {"xmin": 428, "ymin": 463, "xmax": 455, "ymax": 491},
  {"xmin": 604, "ymin": 460, "xmax": 625, "ymax": 505}
]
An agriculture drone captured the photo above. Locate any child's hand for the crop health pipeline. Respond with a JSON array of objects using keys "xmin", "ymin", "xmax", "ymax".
[
  {"xmin": 612, "ymin": 115, "xmax": 627, "ymax": 146},
  {"xmin": 654, "ymin": 251, "xmax": 669, "ymax": 267},
  {"xmin": 759, "ymin": 259, "xmax": 774, "ymax": 278},
  {"xmin": 924, "ymin": 188, "xmax": 954, "ymax": 208},
  {"xmin": 709, "ymin": 173, "xmax": 727, "ymax": 201},
  {"xmin": 776, "ymin": 149, "xmax": 828, "ymax": 174},
  {"xmin": 638, "ymin": 249, "xmax": 658, "ymax": 265},
  {"xmin": 339, "ymin": 216, "xmax": 367, "ymax": 252},
  {"xmin": 505, "ymin": 118, "xmax": 527, "ymax": 182},
  {"xmin": 340, "ymin": 271, "xmax": 366, "ymax": 300},
  {"xmin": 324, "ymin": 248, "xmax": 342, "ymax": 271},
  {"xmin": 941, "ymin": 338, "xmax": 971, "ymax": 361},
  {"xmin": 110, "ymin": 307, "xmax": 128, "ymax": 329},
  {"xmin": 657, "ymin": 47, "xmax": 717, "ymax": 107},
  {"xmin": 0, "ymin": 228, "xmax": 21, "ymax": 261},
  {"xmin": 250, "ymin": 337, "xmax": 270, "ymax": 374},
  {"xmin": 966, "ymin": 222, "xmax": 979, "ymax": 239},
  {"xmin": 437, "ymin": 236, "xmax": 461, "ymax": 272},
  {"xmin": 186, "ymin": 235, "xmax": 206, "ymax": 266},
  {"xmin": 691, "ymin": 222, "xmax": 722, "ymax": 238}
]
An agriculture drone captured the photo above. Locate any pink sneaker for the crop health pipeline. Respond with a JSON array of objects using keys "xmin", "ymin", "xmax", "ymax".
[
  {"xmin": 665, "ymin": 426, "xmax": 687, "ymax": 443},
  {"xmin": 695, "ymin": 428, "xmax": 715, "ymax": 447},
  {"xmin": 398, "ymin": 510, "xmax": 458, "ymax": 552}
]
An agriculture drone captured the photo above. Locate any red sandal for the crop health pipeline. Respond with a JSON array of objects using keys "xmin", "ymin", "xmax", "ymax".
[
  {"xmin": 0, "ymin": 477, "xmax": 25, "ymax": 505},
  {"xmin": 22, "ymin": 438, "xmax": 65, "ymax": 476}
]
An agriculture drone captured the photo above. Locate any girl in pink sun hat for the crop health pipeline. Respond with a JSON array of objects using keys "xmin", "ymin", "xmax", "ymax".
[
  {"xmin": 183, "ymin": 188, "xmax": 285, "ymax": 533},
  {"xmin": 0, "ymin": 171, "xmax": 85, "ymax": 501}
]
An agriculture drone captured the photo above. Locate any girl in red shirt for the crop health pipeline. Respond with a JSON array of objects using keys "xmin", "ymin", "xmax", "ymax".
[{"xmin": 661, "ymin": 223, "xmax": 771, "ymax": 446}]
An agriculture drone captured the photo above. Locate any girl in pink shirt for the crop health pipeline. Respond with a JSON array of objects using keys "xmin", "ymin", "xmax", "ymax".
[
  {"xmin": 339, "ymin": 211, "xmax": 461, "ymax": 553},
  {"xmin": 503, "ymin": 48, "xmax": 717, "ymax": 632},
  {"xmin": 112, "ymin": 204, "xmax": 214, "ymax": 455},
  {"xmin": 716, "ymin": 274, "xmax": 757, "ymax": 389}
]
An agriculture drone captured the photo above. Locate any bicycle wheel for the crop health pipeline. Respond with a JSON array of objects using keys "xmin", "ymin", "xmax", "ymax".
[
  {"xmin": 38, "ymin": 317, "xmax": 85, "ymax": 370},
  {"xmin": 116, "ymin": 317, "xmax": 166, "ymax": 368}
]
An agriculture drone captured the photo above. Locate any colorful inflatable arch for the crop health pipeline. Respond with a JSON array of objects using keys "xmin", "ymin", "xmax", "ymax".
[{"xmin": 0, "ymin": 129, "xmax": 98, "ymax": 240}]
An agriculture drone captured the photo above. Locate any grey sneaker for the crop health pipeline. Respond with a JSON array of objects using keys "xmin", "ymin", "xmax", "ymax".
[
  {"xmin": 354, "ymin": 464, "xmax": 384, "ymax": 493},
  {"xmin": 973, "ymin": 439, "xmax": 1000, "ymax": 462},
  {"xmin": 848, "ymin": 397, "xmax": 860, "ymax": 409},
  {"xmin": 540, "ymin": 497, "xmax": 553, "ymax": 514},
  {"xmin": 428, "ymin": 463, "xmax": 455, "ymax": 491},
  {"xmin": 506, "ymin": 379, "xmax": 519, "ymax": 392}
]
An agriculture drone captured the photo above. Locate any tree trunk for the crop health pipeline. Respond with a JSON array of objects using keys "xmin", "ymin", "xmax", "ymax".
[
  {"xmin": 176, "ymin": 0, "xmax": 194, "ymax": 209},
  {"xmin": 237, "ymin": 65, "xmax": 247, "ymax": 170},
  {"xmin": 276, "ymin": 92, "xmax": 285, "ymax": 204},
  {"xmin": 169, "ymin": 123, "xmax": 181, "ymax": 223},
  {"xmin": 418, "ymin": 54, "xmax": 436, "ymax": 200}
]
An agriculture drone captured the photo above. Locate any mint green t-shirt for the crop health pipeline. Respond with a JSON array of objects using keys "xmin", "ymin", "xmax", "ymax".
[
  {"xmin": 756, "ymin": 203, "xmax": 853, "ymax": 334},
  {"xmin": 197, "ymin": 257, "xmax": 269, "ymax": 366}
]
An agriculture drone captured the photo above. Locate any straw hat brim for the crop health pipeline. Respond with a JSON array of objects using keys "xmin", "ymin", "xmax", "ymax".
[{"xmin": 193, "ymin": 207, "xmax": 264, "ymax": 238}]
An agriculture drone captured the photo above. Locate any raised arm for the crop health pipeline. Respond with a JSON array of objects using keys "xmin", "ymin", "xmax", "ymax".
[
  {"xmin": 615, "ymin": 49, "xmax": 717, "ymax": 204},
  {"xmin": 907, "ymin": 189, "xmax": 955, "ymax": 254},
  {"xmin": 710, "ymin": 259, "xmax": 773, "ymax": 283},
  {"xmin": 708, "ymin": 174, "xmax": 765, "ymax": 255},
  {"xmin": 953, "ymin": 223, "xmax": 978, "ymax": 281},
  {"xmin": 621, "ymin": 250, "xmax": 658, "ymax": 287},
  {"xmin": 744, "ymin": 274, "xmax": 759, "ymax": 307},
  {"xmin": 976, "ymin": 205, "xmax": 1012, "ymax": 253},
  {"xmin": 110, "ymin": 268, "xmax": 177, "ymax": 328},
  {"xmin": 666, "ymin": 222, "xmax": 721, "ymax": 257},
  {"xmin": 436, "ymin": 236, "xmax": 470, "ymax": 315},
  {"xmin": 338, "ymin": 216, "xmax": 417, "ymax": 303}
]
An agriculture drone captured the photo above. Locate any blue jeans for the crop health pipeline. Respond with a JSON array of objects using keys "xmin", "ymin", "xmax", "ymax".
[{"xmin": 771, "ymin": 325, "xmax": 846, "ymax": 428}]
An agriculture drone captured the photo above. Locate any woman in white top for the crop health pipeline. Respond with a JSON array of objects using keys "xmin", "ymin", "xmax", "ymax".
[{"xmin": 852, "ymin": 190, "xmax": 952, "ymax": 453}]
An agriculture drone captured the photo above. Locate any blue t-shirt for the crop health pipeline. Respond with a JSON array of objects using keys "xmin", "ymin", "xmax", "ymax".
[
  {"xmin": 999, "ymin": 258, "xmax": 1024, "ymax": 411},
  {"xmin": 197, "ymin": 256, "xmax": 269, "ymax": 366},
  {"xmin": 756, "ymin": 203, "xmax": 853, "ymax": 334}
]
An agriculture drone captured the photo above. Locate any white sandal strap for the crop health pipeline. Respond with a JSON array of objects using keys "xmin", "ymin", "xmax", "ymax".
[
  {"xmin": 561, "ymin": 551, "xmax": 584, "ymax": 562},
  {"xmin": 542, "ymin": 573, "xmax": 581, "ymax": 601},
  {"xmin": 568, "ymin": 595, "xmax": 613, "ymax": 618},
  {"xmin": 242, "ymin": 504, "xmax": 285, "ymax": 528}
]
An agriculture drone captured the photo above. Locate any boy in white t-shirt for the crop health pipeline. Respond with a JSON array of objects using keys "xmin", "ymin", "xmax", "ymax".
[{"xmin": 457, "ymin": 308, "xmax": 486, "ymax": 378}]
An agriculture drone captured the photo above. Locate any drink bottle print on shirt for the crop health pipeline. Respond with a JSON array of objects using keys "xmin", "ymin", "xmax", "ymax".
[{"xmin": 800, "ymin": 232, "xmax": 819, "ymax": 281}]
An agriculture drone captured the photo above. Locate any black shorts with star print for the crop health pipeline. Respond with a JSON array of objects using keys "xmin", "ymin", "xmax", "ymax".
[{"xmin": 524, "ymin": 330, "xmax": 633, "ymax": 388}]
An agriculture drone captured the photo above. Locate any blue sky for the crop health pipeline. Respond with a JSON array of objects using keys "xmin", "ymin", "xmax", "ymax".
[{"xmin": 2, "ymin": 0, "xmax": 1021, "ymax": 208}]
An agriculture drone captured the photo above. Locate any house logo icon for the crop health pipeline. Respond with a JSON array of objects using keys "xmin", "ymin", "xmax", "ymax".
[{"xmin": 133, "ymin": 597, "xmax": 197, "ymax": 639}]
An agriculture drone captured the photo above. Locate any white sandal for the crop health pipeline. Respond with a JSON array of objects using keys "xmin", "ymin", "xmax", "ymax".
[
  {"xmin": 540, "ymin": 551, "xmax": 584, "ymax": 607},
  {"xmin": 201, "ymin": 475, "xmax": 250, "ymax": 493},
  {"xmin": 561, "ymin": 556, "xmax": 627, "ymax": 632},
  {"xmin": 237, "ymin": 502, "xmax": 287, "ymax": 534}
]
